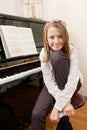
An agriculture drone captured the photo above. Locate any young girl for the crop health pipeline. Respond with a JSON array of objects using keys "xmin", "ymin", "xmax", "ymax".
[{"xmin": 31, "ymin": 20, "xmax": 83, "ymax": 130}]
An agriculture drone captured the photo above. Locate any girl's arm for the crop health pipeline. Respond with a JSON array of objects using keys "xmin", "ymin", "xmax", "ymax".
[{"xmin": 39, "ymin": 46, "xmax": 83, "ymax": 111}]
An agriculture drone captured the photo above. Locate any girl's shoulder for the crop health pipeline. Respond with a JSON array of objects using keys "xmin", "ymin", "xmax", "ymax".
[
  {"xmin": 70, "ymin": 43, "xmax": 78, "ymax": 52},
  {"xmin": 70, "ymin": 44, "xmax": 78, "ymax": 57}
]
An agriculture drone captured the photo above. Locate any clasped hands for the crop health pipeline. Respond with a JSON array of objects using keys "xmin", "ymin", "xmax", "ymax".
[{"xmin": 50, "ymin": 103, "xmax": 75, "ymax": 123}]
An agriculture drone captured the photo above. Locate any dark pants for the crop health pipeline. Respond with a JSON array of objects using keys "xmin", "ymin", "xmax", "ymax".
[{"xmin": 31, "ymin": 50, "xmax": 81, "ymax": 130}]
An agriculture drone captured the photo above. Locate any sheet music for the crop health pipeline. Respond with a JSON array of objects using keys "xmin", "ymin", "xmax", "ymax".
[{"xmin": 0, "ymin": 25, "xmax": 38, "ymax": 58}]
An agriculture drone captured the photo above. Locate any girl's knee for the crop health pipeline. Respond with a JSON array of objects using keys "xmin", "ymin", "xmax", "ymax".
[{"xmin": 51, "ymin": 50, "xmax": 66, "ymax": 65}]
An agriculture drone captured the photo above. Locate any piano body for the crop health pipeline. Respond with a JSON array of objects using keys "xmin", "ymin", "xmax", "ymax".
[{"xmin": 0, "ymin": 13, "xmax": 45, "ymax": 129}]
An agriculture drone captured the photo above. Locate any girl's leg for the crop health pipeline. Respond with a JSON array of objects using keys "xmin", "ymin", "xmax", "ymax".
[
  {"xmin": 51, "ymin": 50, "xmax": 70, "ymax": 90},
  {"xmin": 51, "ymin": 50, "xmax": 81, "ymax": 130},
  {"xmin": 31, "ymin": 86, "xmax": 55, "ymax": 130},
  {"xmin": 51, "ymin": 50, "xmax": 81, "ymax": 96},
  {"xmin": 56, "ymin": 116, "xmax": 73, "ymax": 130},
  {"xmin": 51, "ymin": 50, "xmax": 71, "ymax": 130}
]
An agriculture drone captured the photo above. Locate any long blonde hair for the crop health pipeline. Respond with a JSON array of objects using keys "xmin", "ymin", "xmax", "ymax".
[{"xmin": 43, "ymin": 20, "xmax": 70, "ymax": 62}]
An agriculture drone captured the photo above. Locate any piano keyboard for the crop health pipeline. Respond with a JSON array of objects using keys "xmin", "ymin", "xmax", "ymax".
[
  {"xmin": 0, "ymin": 60, "xmax": 42, "ymax": 85},
  {"xmin": 0, "ymin": 67, "xmax": 41, "ymax": 85}
]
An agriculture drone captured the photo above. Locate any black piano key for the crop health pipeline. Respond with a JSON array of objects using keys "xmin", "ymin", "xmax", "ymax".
[{"xmin": 0, "ymin": 60, "xmax": 40, "ymax": 79}]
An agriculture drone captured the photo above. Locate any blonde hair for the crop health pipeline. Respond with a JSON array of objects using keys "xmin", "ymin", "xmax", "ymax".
[{"xmin": 43, "ymin": 20, "xmax": 70, "ymax": 61}]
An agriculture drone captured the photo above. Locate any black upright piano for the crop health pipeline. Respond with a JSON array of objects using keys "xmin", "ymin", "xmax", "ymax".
[{"xmin": 0, "ymin": 13, "xmax": 45, "ymax": 130}]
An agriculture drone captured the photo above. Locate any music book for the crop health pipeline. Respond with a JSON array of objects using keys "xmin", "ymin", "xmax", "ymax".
[{"xmin": 0, "ymin": 25, "xmax": 38, "ymax": 58}]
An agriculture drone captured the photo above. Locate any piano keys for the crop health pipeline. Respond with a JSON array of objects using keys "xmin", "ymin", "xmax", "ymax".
[
  {"xmin": 0, "ymin": 55, "xmax": 41, "ymax": 85},
  {"xmin": 0, "ymin": 61, "xmax": 42, "ymax": 85}
]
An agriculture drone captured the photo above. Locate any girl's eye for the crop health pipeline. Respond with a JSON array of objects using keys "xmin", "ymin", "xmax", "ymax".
[
  {"xmin": 58, "ymin": 35, "xmax": 63, "ymax": 38},
  {"xmin": 49, "ymin": 36, "xmax": 54, "ymax": 39}
]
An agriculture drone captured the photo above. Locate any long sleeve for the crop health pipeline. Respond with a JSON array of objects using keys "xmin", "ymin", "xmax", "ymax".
[{"xmin": 39, "ymin": 46, "xmax": 84, "ymax": 111}]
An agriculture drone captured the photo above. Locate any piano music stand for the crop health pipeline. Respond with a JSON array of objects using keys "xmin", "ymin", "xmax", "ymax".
[{"xmin": 56, "ymin": 93, "xmax": 85, "ymax": 130}]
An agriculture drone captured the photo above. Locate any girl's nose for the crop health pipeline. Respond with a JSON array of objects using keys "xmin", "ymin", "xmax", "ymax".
[{"xmin": 54, "ymin": 37, "xmax": 59, "ymax": 43}]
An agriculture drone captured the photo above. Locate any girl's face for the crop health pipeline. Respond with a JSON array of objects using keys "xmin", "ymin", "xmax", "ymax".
[{"xmin": 47, "ymin": 26, "xmax": 64, "ymax": 51}]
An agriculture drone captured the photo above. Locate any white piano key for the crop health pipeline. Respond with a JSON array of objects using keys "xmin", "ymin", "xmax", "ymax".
[{"xmin": 0, "ymin": 67, "xmax": 41, "ymax": 85}]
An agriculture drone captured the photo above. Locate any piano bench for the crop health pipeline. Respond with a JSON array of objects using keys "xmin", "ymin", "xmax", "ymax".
[{"xmin": 71, "ymin": 93, "xmax": 86, "ymax": 109}]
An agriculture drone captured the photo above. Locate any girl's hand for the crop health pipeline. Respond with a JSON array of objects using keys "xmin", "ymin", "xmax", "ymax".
[
  {"xmin": 63, "ymin": 103, "xmax": 75, "ymax": 116},
  {"xmin": 50, "ymin": 107, "xmax": 59, "ymax": 123}
]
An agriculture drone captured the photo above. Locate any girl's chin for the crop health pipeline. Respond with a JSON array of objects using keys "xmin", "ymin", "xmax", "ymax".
[{"xmin": 52, "ymin": 48, "xmax": 61, "ymax": 51}]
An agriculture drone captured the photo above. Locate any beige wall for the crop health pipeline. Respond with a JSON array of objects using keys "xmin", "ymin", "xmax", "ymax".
[
  {"xmin": 0, "ymin": 0, "xmax": 87, "ymax": 96},
  {"xmin": 0, "ymin": 0, "xmax": 22, "ymax": 16},
  {"xmin": 0, "ymin": 0, "xmax": 43, "ymax": 18}
]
